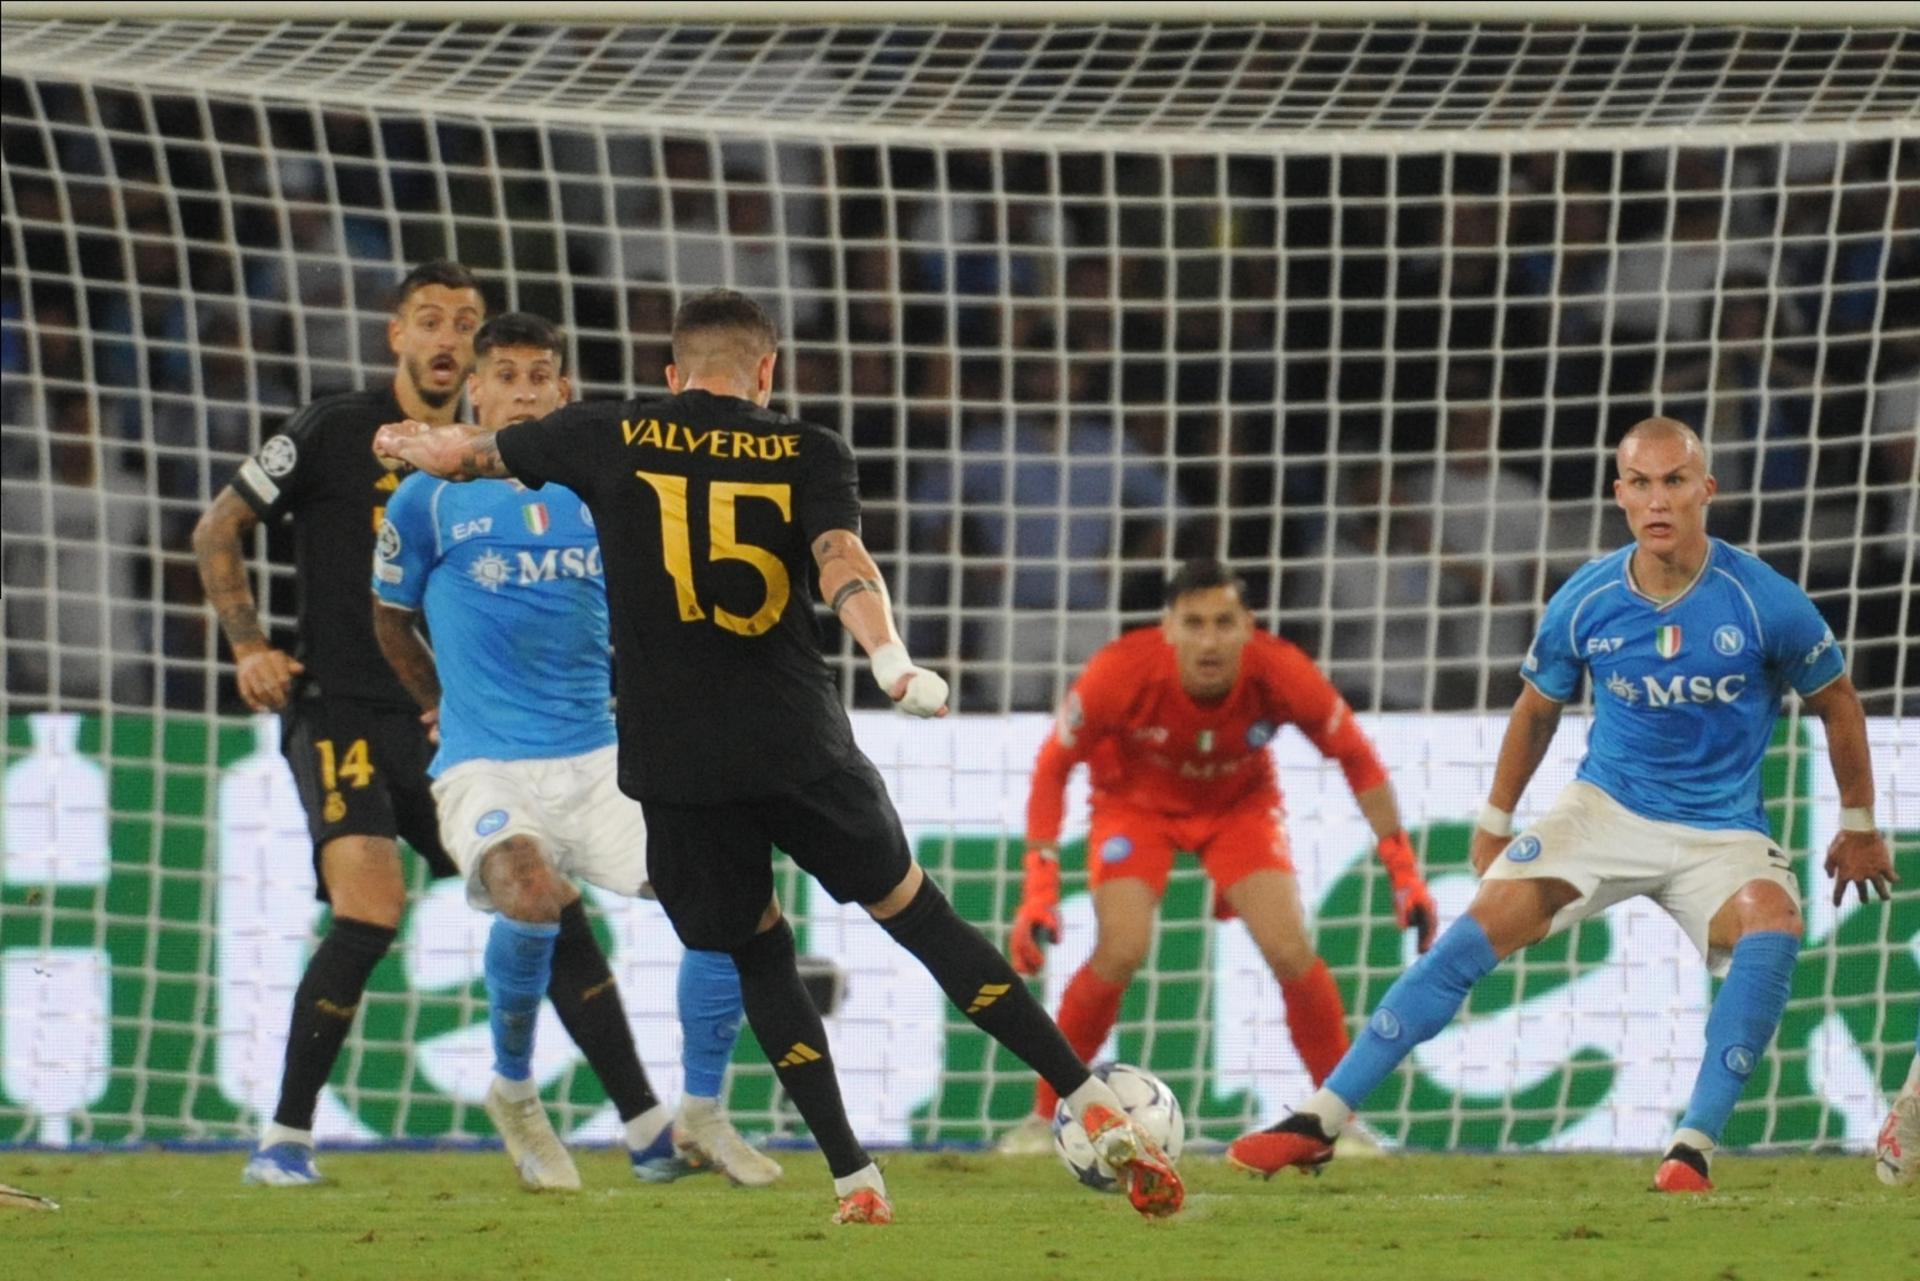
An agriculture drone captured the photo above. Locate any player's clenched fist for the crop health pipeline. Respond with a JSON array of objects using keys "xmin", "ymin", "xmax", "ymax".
[
  {"xmin": 869, "ymin": 642, "xmax": 949, "ymax": 718},
  {"xmin": 233, "ymin": 645, "xmax": 304, "ymax": 711},
  {"xmin": 1009, "ymin": 847, "xmax": 1062, "ymax": 975}
]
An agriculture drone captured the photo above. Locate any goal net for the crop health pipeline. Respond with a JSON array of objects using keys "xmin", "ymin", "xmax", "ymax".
[{"xmin": 2, "ymin": 8, "xmax": 1915, "ymax": 1153}]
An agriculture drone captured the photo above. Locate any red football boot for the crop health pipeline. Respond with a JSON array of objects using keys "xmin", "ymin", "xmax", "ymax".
[
  {"xmin": 1081, "ymin": 1104, "xmax": 1185, "ymax": 1218},
  {"xmin": 1653, "ymin": 1143, "xmax": 1714, "ymax": 1193},
  {"xmin": 1226, "ymin": 1112, "xmax": 1336, "ymax": 1179}
]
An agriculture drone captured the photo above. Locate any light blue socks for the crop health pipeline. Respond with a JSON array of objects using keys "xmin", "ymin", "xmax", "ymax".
[
  {"xmin": 1320, "ymin": 915, "xmax": 1500, "ymax": 1117},
  {"xmin": 677, "ymin": 948, "xmax": 746, "ymax": 1099},
  {"xmin": 1677, "ymin": 929, "xmax": 1799, "ymax": 1144},
  {"xmin": 487, "ymin": 916, "xmax": 560, "ymax": 1082}
]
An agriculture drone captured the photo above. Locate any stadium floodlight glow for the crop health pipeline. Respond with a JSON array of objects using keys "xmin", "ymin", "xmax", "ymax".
[{"xmin": 1, "ymin": 5, "xmax": 1913, "ymax": 1150}]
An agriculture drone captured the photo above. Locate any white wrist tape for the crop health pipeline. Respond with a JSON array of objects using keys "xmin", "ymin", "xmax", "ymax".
[
  {"xmin": 898, "ymin": 669, "xmax": 950, "ymax": 718},
  {"xmin": 1477, "ymin": 804, "xmax": 1514, "ymax": 837},
  {"xmin": 1839, "ymin": 806, "xmax": 1876, "ymax": 833},
  {"xmin": 869, "ymin": 642, "xmax": 913, "ymax": 693}
]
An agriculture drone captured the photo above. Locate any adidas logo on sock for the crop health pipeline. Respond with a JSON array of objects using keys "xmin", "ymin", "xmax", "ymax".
[
  {"xmin": 967, "ymin": 982, "xmax": 1011, "ymax": 1015},
  {"xmin": 776, "ymin": 1042, "xmax": 822, "ymax": 1069}
]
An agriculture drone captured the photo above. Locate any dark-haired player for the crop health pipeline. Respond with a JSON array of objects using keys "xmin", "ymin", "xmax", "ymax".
[
  {"xmin": 998, "ymin": 558, "xmax": 1434, "ymax": 1154},
  {"xmin": 194, "ymin": 260, "xmax": 482, "ymax": 1185},
  {"xmin": 373, "ymin": 312, "xmax": 776, "ymax": 1190},
  {"xmin": 374, "ymin": 288, "xmax": 1185, "ymax": 1224}
]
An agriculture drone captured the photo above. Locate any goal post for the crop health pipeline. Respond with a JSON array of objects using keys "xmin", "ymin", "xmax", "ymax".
[{"xmin": 1, "ymin": 8, "xmax": 1914, "ymax": 1152}]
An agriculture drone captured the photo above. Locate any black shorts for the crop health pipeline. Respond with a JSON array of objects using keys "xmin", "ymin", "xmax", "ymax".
[
  {"xmin": 281, "ymin": 692, "xmax": 457, "ymax": 901},
  {"xmin": 642, "ymin": 754, "xmax": 912, "ymax": 952}
]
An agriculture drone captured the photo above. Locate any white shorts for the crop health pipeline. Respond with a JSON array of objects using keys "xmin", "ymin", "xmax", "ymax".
[
  {"xmin": 431, "ymin": 744, "xmax": 648, "ymax": 912},
  {"xmin": 1480, "ymin": 780, "xmax": 1799, "ymax": 976}
]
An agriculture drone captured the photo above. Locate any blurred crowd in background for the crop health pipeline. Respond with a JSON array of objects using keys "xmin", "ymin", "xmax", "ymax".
[{"xmin": 3, "ymin": 78, "xmax": 1915, "ymax": 717}]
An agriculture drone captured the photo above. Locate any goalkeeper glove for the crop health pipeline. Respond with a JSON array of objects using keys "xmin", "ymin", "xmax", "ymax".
[
  {"xmin": 1009, "ymin": 847, "xmax": 1062, "ymax": 976},
  {"xmin": 1376, "ymin": 830, "xmax": 1438, "ymax": 954}
]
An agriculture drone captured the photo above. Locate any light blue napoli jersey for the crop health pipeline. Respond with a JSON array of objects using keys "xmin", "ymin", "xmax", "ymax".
[
  {"xmin": 371, "ymin": 471, "xmax": 615, "ymax": 774},
  {"xmin": 1521, "ymin": 538, "xmax": 1845, "ymax": 833}
]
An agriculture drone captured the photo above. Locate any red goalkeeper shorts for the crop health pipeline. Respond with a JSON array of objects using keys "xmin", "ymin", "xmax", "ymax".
[{"xmin": 1084, "ymin": 799, "xmax": 1294, "ymax": 898}]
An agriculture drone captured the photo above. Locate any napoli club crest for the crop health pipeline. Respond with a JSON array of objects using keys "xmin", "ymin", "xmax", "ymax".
[
  {"xmin": 1713, "ymin": 625, "xmax": 1744, "ymax": 656},
  {"xmin": 1505, "ymin": 835, "xmax": 1543, "ymax": 863}
]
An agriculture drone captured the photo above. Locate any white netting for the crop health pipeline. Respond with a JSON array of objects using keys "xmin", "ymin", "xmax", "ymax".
[{"xmin": 1, "ymin": 14, "xmax": 1915, "ymax": 1152}]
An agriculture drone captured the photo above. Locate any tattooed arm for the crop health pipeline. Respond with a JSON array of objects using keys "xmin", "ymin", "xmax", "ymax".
[
  {"xmin": 373, "ymin": 419, "xmax": 510, "ymax": 481},
  {"xmin": 372, "ymin": 600, "xmax": 442, "ymax": 719},
  {"xmin": 813, "ymin": 528, "xmax": 947, "ymax": 716},
  {"xmin": 192, "ymin": 487, "xmax": 304, "ymax": 710}
]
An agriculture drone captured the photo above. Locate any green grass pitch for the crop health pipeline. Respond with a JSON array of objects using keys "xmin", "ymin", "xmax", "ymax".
[{"xmin": 4, "ymin": 1148, "xmax": 1914, "ymax": 1281}]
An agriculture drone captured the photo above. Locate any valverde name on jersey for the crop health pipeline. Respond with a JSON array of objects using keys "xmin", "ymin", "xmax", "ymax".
[{"xmin": 620, "ymin": 416, "xmax": 803, "ymax": 460}]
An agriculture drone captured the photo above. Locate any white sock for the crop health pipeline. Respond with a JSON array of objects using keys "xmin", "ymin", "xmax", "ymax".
[
  {"xmin": 624, "ymin": 1102, "xmax": 671, "ymax": 1152},
  {"xmin": 1301, "ymin": 1088, "xmax": 1350, "ymax": 1137},
  {"xmin": 260, "ymin": 1121, "xmax": 313, "ymax": 1151},
  {"xmin": 1904, "ymin": 1056, "xmax": 1920, "ymax": 1095},
  {"xmin": 1064, "ymin": 1075, "xmax": 1121, "ymax": 1123},
  {"xmin": 678, "ymin": 1094, "xmax": 718, "ymax": 1125},
  {"xmin": 832, "ymin": 1162, "xmax": 886, "ymax": 1199},
  {"xmin": 1672, "ymin": 1127, "xmax": 1717, "ymax": 1159},
  {"xmin": 492, "ymin": 1072, "xmax": 537, "ymax": 1103}
]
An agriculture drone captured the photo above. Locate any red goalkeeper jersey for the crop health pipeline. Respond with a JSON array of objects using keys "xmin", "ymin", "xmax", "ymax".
[{"xmin": 1026, "ymin": 626, "xmax": 1388, "ymax": 846}]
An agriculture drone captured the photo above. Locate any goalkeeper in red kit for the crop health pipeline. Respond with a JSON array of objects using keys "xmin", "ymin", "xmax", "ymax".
[{"xmin": 997, "ymin": 559, "xmax": 1438, "ymax": 1153}]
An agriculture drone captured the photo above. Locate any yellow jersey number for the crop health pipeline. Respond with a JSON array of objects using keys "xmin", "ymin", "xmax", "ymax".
[{"xmin": 634, "ymin": 472, "xmax": 792, "ymax": 637}]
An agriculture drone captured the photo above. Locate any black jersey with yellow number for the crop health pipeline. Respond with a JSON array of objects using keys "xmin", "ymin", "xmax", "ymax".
[
  {"xmin": 497, "ymin": 389, "xmax": 861, "ymax": 804},
  {"xmin": 227, "ymin": 386, "xmax": 415, "ymax": 709}
]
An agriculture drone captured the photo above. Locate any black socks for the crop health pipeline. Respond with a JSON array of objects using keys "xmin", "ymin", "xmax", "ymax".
[
  {"xmin": 272, "ymin": 915, "xmax": 394, "ymax": 1130},
  {"xmin": 878, "ymin": 876, "xmax": 1091, "ymax": 1102},
  {"xmin": 729, "ymin": 919, "xmax": 869, "ymax": 1178},
  {"xmin": 547, "ymin": 898, "xmax": 659, "ymax": 1122}
]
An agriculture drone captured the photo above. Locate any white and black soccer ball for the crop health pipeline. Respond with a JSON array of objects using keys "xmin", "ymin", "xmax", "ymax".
[{"xmin": 1051, "ymin": 1062, "xmax": 1184, "ymax": 1193}]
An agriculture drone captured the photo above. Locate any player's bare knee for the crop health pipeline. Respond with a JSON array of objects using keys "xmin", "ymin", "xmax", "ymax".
[
  {"xmin": 1469, "ymin": 878, "xmax": 1576, "ymax": 958},
  {"xmin": 1263, "ymin": 940, "xmax": 1320, "ymax": 982},
  {"xmin": 1089, "ymin": 933, "xmax": 1149, "ymax": 985},
  {"xmin": 480, "ymin": 836, "xmax": 569, "ymax": 923},
  {"xmin": 1713, "ymin": 879, "xmax": 1802, "ymax": 947},
  {"xmin": 320, "ymin": 836, "xmax": 406, "ymax": 927},
  {"xmin": 863, "ymin": 862, "xmax": 925, "ymax": 922}
]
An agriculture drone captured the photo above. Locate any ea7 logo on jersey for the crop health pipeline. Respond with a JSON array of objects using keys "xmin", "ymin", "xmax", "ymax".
[
  {"xmin": 451, "ymin": 517, "xmax": 493, "ymax": 541},
  {"xmin": 1643, "ymin": 673, "xmax": 1748, "ymax": 706},
  {"xmin": 1586, "ymin": 636, "xmax": 1625, "ymax": 655}
]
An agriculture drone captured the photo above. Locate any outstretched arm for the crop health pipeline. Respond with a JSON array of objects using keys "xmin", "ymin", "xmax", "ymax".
[
  {"xmin": 1471, "ymin": 682, "xmax": 1564, "ymax": 874},
  {"xmin": 373, "ymin": 420, "xmax": 510, "ymax": 481},
  {"xmin": 192, "ymin": 487, "xmax": 303, "ymax": 710},
  {"xmin": 812, "ymin": 527, "xmax": 947, "ymax": 717},
  {"xmin": 1803, "ymin": 674, "xmax": 1896, "ymax": 905}
]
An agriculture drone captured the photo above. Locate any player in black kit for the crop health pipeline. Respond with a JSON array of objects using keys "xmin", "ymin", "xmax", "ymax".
[
  {"xmin": 375, "ymin": 289, "xmax": 1185, "ymax": 1223},
  {"xmin": 193, "ymin": 261, "xmax": 482, "ymax": 1185}
]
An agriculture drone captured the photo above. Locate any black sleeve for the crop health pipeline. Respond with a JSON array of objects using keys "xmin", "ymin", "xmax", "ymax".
[
  {"xmin": 228, "ymin": 402, "xmax": 330, "ymax": 520},
  {"xmin": 797, "ymin": 427, "xmax": 861, "ymax": 542},
  {"xmin": 496, "ymin": 402, "xmax": 600, "ymax": 493}
]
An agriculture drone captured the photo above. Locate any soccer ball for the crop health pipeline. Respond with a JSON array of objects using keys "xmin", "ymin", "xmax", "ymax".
[{"xmin": 1051, "ymin": 1062, "xmax": 1184, "ymax": 1192}]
